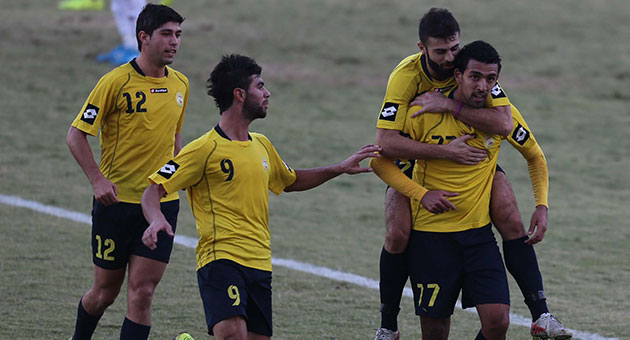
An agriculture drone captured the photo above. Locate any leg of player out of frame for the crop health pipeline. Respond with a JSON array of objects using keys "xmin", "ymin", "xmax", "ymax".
[
  {"xmin": 476, "ymin": 303, "xmax": 510, "ymax": 340},
  {"xmin": 490, "ymin": 171, "xmax": 526, "ymax": 241},
  {"xmin": 212, "ymin": 316, "xmax": 251, "ymax": 340},
  {"xmin": 384, "ymin": 188, "xmax": 412, "ymax": 253},
  {"xmin": 126, "ymin": 255, "xmax": 168, "ymax": 325}
]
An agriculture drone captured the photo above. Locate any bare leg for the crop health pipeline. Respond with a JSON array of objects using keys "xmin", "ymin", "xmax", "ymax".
[{"xmin": 213, "ymin": 316, "xmax": 249, "ymax": 340}]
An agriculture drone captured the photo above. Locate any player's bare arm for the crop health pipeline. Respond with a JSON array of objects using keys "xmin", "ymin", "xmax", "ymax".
[
  {"xmin": 140, "ymin": 183, "xmax": 174, "ymax": 250},
  {"xmin": 410, "ymin": 91, "xmax": 512, "ymax": 136},
  {"xmin": 66, "ymin": 126, "xmax": 119, "ymax": 206},
  {"xmin": 376, "ymin": 128, "xmax": 487, "ymax": 165},
  {"xmin": 284, "ymin": 144, "xmax": 381, "ymax": 192}
]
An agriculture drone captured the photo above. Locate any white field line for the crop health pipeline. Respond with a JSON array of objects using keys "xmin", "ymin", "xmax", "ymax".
[{"xmin": 0, "ymin": 193, "xmax": 617, "ymax": 340}]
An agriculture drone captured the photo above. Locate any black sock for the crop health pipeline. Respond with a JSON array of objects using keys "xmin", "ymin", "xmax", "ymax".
[
  {"xmin": 72, "ymin": 299, "xmax": 103, "ymax": 340},
  {"xmin": 503, "ymin": 236, "xmax": 549, "ymax": 320},
  {"xmin": 474, "ymin": 329, "xmax": 487, "ymax": 340},
  {"xmin": 379, "ymin": 247, "xmax": 409, "ymax": 331},
  {"xmin": 120, "ymin": 317, "xmax": 151, "ymax": 340}
]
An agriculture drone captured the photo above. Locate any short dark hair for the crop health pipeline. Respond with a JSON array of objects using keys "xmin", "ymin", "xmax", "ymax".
[
  {"xmin": 418, "ymin": 8, "xmax": 460, "ymax": 45},
  {"xmin": 454, "ymin": 40, "xmax": 502, "ymax": 74},
  {"xmin": 136, "ymin": 4, "xmax": 184, "ymax": 51},
  {"xmin": 207, "ymin": 54, "xmax": 263, "ymax": 113}
]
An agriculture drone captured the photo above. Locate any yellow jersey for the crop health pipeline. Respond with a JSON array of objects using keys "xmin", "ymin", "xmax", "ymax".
[
  {"xmin": 148, "ymin": 126, "xmax": 297, "ymax": 272},
  {"xmin": 71, "ymin": 60, "xmax": 189, "ymax": 203},
  {"xmin": 407, "ymin": 90, "xmax": 544, "ymax": 232}
]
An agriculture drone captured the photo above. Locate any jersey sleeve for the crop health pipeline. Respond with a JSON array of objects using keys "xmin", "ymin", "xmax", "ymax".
[
  {"xmin": 256, "ymin": 135, "xmax": 297, "ymax": 195},
  {"xmin": 70, "ymin": 73, "xmax": 119, "ymax": 136},
  {"xmin": 148, "ymin": 136, "xmax": 211, "ymax": 195},
  {"xmin": 485, "ymin": 81, "xmax": 511, "ymax": 108},
  {"xmin": 376, "ymin": 62, "xmax": 421, "ymax": 131},
  {"xmin": 506, "ymin": 105, "xmax": 549, "ymax": 207},
  {"xmin": 369, "ymin": 156, "xmax": 428, "ymax": 201}
]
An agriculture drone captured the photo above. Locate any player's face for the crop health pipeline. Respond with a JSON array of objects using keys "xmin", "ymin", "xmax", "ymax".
[
  {"xmin": 454, "ymin": 59, "xmax": 499, "ymax": 108},
  {"xmin": 243, "ymin": 76, "xmax": 271, "ymax": 120},
  {"xmin": 418, "ymin": 33, "xmax": 461, "ymax": 80},
  {"xmin": 143, "ymin": 21, "xmax": 182, "ymax": 66}
]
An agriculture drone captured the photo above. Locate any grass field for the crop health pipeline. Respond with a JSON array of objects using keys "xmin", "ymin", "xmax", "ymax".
[{"xmin": 1, "ymin": 0, "xmax": 629, "ymax": 339}]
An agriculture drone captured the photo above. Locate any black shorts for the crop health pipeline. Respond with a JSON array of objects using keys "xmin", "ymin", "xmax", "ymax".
[
  {"xmin": 496, "ymin": 164, "xmax": 504, "ymax": 174},
  {"xmin": 91, "ymin": 198, "xmax": 179, "ymax": 269},
  {"xmin": 197, "ymin": 259, "xmax": 273, "ymax": 337},
  {"xmin": 408, "ymin": 224, "xmax": 509, "ymax": 318}
]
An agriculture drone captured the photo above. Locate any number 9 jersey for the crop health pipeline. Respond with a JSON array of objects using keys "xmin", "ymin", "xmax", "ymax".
[
  {"xmin": 71, "ymin": 60, "xmax": 189, "ymax": 203},
  {"xmin": 148, "ymin": 125, "xmax": 297, "ymax": 272}
]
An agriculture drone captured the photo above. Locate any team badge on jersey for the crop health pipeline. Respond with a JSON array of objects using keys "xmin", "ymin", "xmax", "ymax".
[
  {"xmin": 81, "ymin": 104, "xmax": 100, "ymax": 125},
  {"xmin": 490, "ymin": 83, "xmax": 506, "ymax": 99},
  {"xmin": 176, "ymin": 92, "xmax": 184, "ymax": 107},
  {"xmin": 484, "ymin": 136, "xmax": 497, "ymax": 149},
  {"xmin": 511, "ymin": 123, "xmax": 530, "ymax": 146},
  {"xmin": 262, "ymin": 158, "xmax": 269, "ymax": 170},
  {"xmin": 157, "ymin": 160, "xmax": 180, "ymax": 179},
  {"xmin": 379, "ymin": 102, "xmax": 399, "ymax": 121}
]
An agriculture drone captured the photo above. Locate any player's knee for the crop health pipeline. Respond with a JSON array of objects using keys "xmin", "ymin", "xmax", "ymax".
[
  {"xmin": 128, "ymin": 283, "xmax": 157, "ymax": 309},
  {"xmin": 92, "ymin": 288, "xmax": 119, "ymax": 309},
  {"xmin": 384, "ymin": 223, "xmax": 410, "ymax": 253},
  {"xmin": 493, "ymin": 208, "xmax": 525, "ymax": 240},
  {"xmin": 481, "ymin": 312, "xmax": 510, "ymax": 337},
  {"xmin": 421, "ymin": 318, "xmax": 449, "ymax": 340}
]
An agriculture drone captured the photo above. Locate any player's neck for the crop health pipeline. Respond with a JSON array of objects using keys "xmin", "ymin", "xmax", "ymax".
[
  {"xmin": 218, "ymin": 108, "xmax": 252, "ymax": 141},
  {"xmin": 135, "ymin": 54, "xmax": 167, "ymax": 78}
]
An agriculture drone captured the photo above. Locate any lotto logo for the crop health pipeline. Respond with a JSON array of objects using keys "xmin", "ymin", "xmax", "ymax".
[
  {"xmin": 512, "ymin": 123, "xmax": 530, "ymax": 145},
  {"xmin": 491, "ymin": 83, "xmax": 504, "ymax": 97},
  {"xmin": 157, "ymin": 160, "xmax": 180, "ymax": 179},
  {"xmin": 80, "ymin": 104, "xmax": 100, "ymax": 125},
  {"xmin": 379, "ymin": 102, "xmax": 399, "ymax": 121}
]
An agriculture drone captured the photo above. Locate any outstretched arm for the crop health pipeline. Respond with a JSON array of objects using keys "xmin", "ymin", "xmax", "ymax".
[
  {"xmin": 284, "ymin": 144, "xmax": 381, "ymax": 192},
  {"xmin": 522, "ymin": 145, "xmax": 549, "ymax": 244},
  {"xmin": 409, "ymin": 92, "xmax": 512, "ymax": 136}
]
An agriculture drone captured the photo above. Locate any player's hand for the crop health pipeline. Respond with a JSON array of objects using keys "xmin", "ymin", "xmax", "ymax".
[
  {"xmin": 410, "ymin": 91, "xmax": 449, "ymax": 118},
  {"xmin": 142, "ymin": 219, "xmax": 175, "ymax": 250},
  {"xmin": 92, "ymin": 175, "xmax": 119, "ymax": 206},
  {"xmin": 420, "ymin": 190, "xmax": 458, "ymax": 214},
  {"xmin": 526, "ymin": 205, "xmax": 548, "ymax": 245},
  {"xmin": 339, "ymin": 144, "xmax": 382, "ymax": 174},
  {"xmin": 446, "ymin": 134, "xmax": 488, "ymax": 165}
]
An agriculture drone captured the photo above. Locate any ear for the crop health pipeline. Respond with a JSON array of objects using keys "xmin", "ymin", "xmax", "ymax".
[
  {"xmin": 454, "ymin": 69, "xmax": 463, "ymax": 84},
  {"xmin": 138, "ymin": 31, "xmax": 150, "ymax": 46},
  {"xmin": 233, "ymin": 88, "xmax": 246, "ymax": 103},
  {"xmin": 417, "ymin": 41, "xmax": 426, "ymax": 53}
]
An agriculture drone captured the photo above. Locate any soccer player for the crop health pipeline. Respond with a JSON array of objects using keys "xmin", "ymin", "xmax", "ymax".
[
  {"xmin": 140, "ymin": 54, "xmax": 381, "ymax": 340},
  {"xmin": 373, "ymin": 40, "xmax": 551, "ymax": 340},
  {"xmin": 65, "ymin": 4, "xmax": 187, "ymax": 340},
  {"xmin": 373, "ymin": 8, "xmax": 571, "ymax": 340}
]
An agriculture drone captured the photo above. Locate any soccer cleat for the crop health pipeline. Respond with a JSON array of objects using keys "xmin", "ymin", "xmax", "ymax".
[
  {"xmin": 58, "ymin": 0, "xmax": 104, "ymax": 11},
  {"xmin": 104, "ymin": 46, "xmax": 139, "ymax": 66},
  {"xmin": 161, "ymin": 0, "xmax": 174, "ymax": 5},
  {"xmin": 531, "ymin": 313, "xmax": 573, "ymax": 339},
  {"xmin": 374, "ymin": 328, "xmax": 400, "ymax": 340},
  {"xmin": 174, "ymin": 332, "xmax": 195, "ymax": 340}
]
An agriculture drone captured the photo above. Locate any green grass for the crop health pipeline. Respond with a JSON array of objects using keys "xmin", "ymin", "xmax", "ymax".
[{"xmin": 1, "ymin": 0, "xmax": 629, "ymax": 339}]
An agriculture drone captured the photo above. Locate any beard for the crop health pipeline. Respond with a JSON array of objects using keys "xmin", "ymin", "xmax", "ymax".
[
  {"xmin": 243, "ymin": 96, "xmax": 267, "ymax": 120},
  {"xmin": 426, "ymin": 51, "xmax": 454, "ymax": 80}
]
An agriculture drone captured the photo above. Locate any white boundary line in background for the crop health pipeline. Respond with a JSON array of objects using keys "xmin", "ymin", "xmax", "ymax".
[{"xmin": 0, "ymin": 194, "xmax": 616, "ymax": 340}]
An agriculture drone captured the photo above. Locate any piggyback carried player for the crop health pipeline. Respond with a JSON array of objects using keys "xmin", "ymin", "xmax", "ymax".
[{"xmin": 373, "ymin": 8, "xmax": 570, "ymax": 340}]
